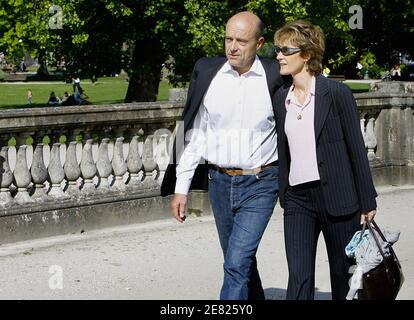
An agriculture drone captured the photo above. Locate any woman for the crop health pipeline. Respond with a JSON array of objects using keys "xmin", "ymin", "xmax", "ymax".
[
  {"xmin": 47, "ymin": 91, "xmax": 60, "ymax": 106},
  {"xmin": 273, "ymin": 20, "xmax": 377, "ymax": 300}
]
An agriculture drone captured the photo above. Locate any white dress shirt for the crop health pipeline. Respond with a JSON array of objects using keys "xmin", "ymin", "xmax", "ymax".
[{"xmin": 175, "ymin": 56, "xmax": 278, "ymax": 195}]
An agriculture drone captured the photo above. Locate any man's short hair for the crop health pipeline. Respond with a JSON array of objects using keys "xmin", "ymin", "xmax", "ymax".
[{"xmin": 256, "ymin": 19, "xmax": 264, "ymax": 39}]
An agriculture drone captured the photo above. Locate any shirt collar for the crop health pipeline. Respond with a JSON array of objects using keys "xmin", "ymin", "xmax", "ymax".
[
  {"xmin": 286, "ymin": 76, "xmax": 316, "ymax": 105},
  {"xmin": 222, "ymin": 55, "xmax": 263, "ymax": 76},
  {"xmin": 310, "ymin": 75, "xmax": 316, "ymax": 96}
]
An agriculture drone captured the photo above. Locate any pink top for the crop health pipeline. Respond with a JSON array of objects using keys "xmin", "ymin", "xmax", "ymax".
[{"xmin": 284, "ymin": 76, "xmax": 320, "ymax": 186}]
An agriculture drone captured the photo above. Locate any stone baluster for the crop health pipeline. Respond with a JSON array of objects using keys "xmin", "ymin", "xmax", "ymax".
[
  {"xmin": 126, "ymin": 135, "xmax": 143, "ymax": 186},
  {"xmin": 0, "ymin": 144, "xmax": 14, "ymax": 206},
  {"xmin": 31, "ymin": 134, "xmax": 49, "ymax": 201},
  {"xmin": 48, "ymin": 143, "xmax": 67, "ymax": 198},
  {"xmin": 112, "ymin": 137, "xmax": 127, "ymax": 190},
  {"xmin": 365, "ymin": 117, "xmax": 377, "ymax": 161},
  {"xmin": 96, "ymin": 138, "xmax": 112, "ymax": 190},
  {"xmin": 80, "ymin": 138, "xmax": 97, "ymax": 193},
  {"xmin": 360, "ymin": 119, "xmax": 367, "ymax": 147},
  {"xmin": 51, "ymin": 129, "xmax": 66, "ymax": 162},
  {"xmin": 14, "ymin": 133, "xmax": 34, "ymax": 204},
  {"xmin": 14, "ymin": 147, "xmax": 31, "ymax": 204},
  {"xmin": 154, "ymin": 129, "xmax": 171, "ymax": 185},
  {"xmin": 64, "ymin": 141, "xmax": 82, "ymax": 196},
  {"xmin": 141, "ymin": 135, "xmax": 158, "ymax": 190}
]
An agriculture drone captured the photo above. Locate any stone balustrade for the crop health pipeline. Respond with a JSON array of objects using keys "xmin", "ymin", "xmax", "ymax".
[
  {"xmin": 355, "ymin": 81, "xmax": 414, "ymax": 185},
  {"xmin": 0, "ymin": 102, "xmax": 183, "ymax": 219}
]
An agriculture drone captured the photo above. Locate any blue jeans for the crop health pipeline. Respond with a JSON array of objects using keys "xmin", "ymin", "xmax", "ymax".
[{"xmin": 208, "ymin": 165, "xmax": 279, "ymax": 300}]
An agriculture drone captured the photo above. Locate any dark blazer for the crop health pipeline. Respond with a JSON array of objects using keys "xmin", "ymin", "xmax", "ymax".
[
  {"xmin": 274, "ymin": 74, "xmax": 377, "ymax": 216},
  {"xmin": 161, "ymin": 56, "xmax": 285, "ymax": 196}
]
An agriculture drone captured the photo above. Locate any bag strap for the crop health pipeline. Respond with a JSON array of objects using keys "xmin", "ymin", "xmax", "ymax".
[
  {"xmin": 366, "ymin": 220, "xmax": 403, "ymax": 272},
  {"xmin": 371, "ymin": 220, "xmax": 388, "ymax": 243},
  {"xmin": 366, "ymin": 220, "xmax": 387, "ymax": 259},
  {"xmin": 359, "ymin": 220, "xmax": 367, "ymax": 243}
]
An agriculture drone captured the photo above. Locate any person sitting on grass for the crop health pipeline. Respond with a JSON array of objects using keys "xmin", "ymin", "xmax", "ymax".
[
  {"xmin": 47, "ymin": 91, "xmax": 60, "ymax": 106},
  {"xmin": 61, "ymin": 91, "xmax": 78, "ymax": 106}
]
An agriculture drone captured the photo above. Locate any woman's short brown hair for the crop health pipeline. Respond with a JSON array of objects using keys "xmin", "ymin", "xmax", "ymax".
[{"xmin": 274, "ymin": 20, "xmax": 325, "ymax": 75}]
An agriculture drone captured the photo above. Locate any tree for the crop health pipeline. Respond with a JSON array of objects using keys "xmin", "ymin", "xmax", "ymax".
[
  {"xmin": 1, "ymin": 0, "xmax": 412, "ymax": 102},
  {"xmin": 351, "ymin": 0, "xmax": 414, "ymax": 66}
]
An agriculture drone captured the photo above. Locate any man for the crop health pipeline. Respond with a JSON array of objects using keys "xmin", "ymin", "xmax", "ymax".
[{"xmin": 161, "ymin": 11, "xmax": 284, "ymax": 300}]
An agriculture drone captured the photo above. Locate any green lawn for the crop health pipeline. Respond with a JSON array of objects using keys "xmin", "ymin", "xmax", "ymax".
[
  {"xmin": 345, "ymin": 82, "xmax": 370, "ymax": 93},
  {"xmin": 0, "ymin": 77, "xmax": 370, "ymax": 110},
  {"xmin": 0, "ymin": 77, "xmax": 174, "ymax": 109}
]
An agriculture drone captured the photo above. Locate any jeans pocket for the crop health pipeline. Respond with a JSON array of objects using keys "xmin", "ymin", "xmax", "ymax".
[{"xmin": 255, "ymin": 166, "xmax": 278, "ymax": 181}]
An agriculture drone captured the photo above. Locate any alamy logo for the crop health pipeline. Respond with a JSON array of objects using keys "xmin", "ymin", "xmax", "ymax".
[
  {"xmin": 348, "ymin": 5, "xmax": 363, "ymax": 29},
  {"xmin": 48, "ymin": 5, "xmax": 63, "ymax": 30},
  {"xmin": 48, "ymin": 265, "xmax": 63, "ymax": 290}
]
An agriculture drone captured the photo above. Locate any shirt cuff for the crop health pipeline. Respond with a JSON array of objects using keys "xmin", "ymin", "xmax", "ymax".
[{"xmin": 174, "ymin": 177, "xmax": 192, "ymax": 195}]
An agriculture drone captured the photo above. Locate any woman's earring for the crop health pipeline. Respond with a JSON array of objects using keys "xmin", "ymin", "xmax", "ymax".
[{"xmin": 305, "ymin": 61, "xmax": 309, "ymax": 72}]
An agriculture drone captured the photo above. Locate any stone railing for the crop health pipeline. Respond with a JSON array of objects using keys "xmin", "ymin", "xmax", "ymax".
[
  {"xmin": 0, "ymin": 102, "xmax": 185, "ymax": 210},
  {"xmin": 0, "ymin": 101, "xmax": 189, "ymax": 242},
  {"xmin": 355, "ymin": 81, "xmax": 414, "ymax": 185}
]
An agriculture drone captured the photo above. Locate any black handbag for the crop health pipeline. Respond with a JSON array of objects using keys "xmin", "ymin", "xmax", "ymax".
[{"xmin": 358, "ymin": 220, "xmax": 404, "ymax": 300}]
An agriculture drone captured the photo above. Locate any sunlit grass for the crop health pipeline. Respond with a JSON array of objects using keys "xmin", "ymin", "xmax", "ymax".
[{"xmin": 0, "ymin": 77, "xmax": 174, "ymax": 109}]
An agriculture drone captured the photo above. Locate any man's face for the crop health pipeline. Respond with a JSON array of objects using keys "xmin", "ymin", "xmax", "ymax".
[{"xmin": 225, "ymin": 18, "xmax": 264, "ymax": 74}]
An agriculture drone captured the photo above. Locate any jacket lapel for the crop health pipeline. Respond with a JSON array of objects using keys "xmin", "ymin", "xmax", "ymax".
[
  {"xmin": 275, "ymin": 82, "xmax": 290, "ymax": 145},
  {"xmin": 184, "ymin": 59, "xmax": 226, "ymax": 131},
  {"xmin": 260, "ymin": 58, "xmax": 279, "ymax": 97},
  {"xmin": 278, "ymin": 84, "xmax": 290, "ymax": 121},
  {"xmin": 314, "ymin": 75, "xmax": 331, "ymax": 142}
]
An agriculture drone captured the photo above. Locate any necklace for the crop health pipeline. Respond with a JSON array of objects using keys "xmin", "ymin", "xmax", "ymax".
[
  {"xmin": 295, "ymin": 97, "xmax": 309, "ymax": 120},
  {"xmin": 293, "ymin": 87, "xmax": 310, "ymax": 120},
  {"xmin": 297, "ymin": 106, "xmax": 305, "ymax": 120}
]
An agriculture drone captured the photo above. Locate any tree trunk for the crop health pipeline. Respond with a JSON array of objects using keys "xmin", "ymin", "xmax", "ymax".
[
  {"xmin": 124, "ymin": 39, "xmax": 165, "ymax": 103},
  {"xmin": 36, "ymin": 53, "xmax": 49, "ymax": 77}
]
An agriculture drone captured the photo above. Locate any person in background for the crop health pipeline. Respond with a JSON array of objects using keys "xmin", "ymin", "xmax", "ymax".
[
  {"xmin": 47, "ymin": 91, "xmax": 60, "ymax": 106},
  {"xmin": 72, "ymin": 76, "xmax": 83, "ymax": 94},
  {"xmin": 356, "ymin": 62, "xmax": 363, "ymax": 79},
  {"xmin": 27, "ymin": 89, "xmax": 33, "ymax": 105},
  {"xmin": 390, "ymin": 63, "xmax": 402, "ymax": 80}
]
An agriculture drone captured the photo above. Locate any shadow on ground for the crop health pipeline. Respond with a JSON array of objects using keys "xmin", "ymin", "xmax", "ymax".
[{"xmin": 264, "ymin": 288, "xmax": 331, "ymax": 300}]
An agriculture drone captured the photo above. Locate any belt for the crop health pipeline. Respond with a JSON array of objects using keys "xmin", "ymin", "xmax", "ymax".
[{"xmin": 212, "ymin": 161, "xmax": 278, "ymax": 176}]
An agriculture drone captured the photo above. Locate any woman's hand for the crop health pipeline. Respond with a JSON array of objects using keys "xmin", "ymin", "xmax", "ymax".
[{"xmin": 360, "ymin": 210, "xmax": 376, "ymax": 224}]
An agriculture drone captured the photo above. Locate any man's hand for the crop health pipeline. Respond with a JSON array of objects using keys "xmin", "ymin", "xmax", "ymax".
[
  {"xmin": 360, "ymin": 210, "xmax": 376, "ymax": 224},
  {"xmin": 171, "ymin": 193, "xmax": 188, "ymax": 223}
]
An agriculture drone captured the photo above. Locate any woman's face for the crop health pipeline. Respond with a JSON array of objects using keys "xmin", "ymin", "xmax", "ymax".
[{"xmin": 276, "ymin": 41, "xmax": 308, "ymax": 76}]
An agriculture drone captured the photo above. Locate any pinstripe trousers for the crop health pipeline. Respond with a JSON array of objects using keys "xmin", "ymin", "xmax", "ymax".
[{"xmin": 283, "ymin": 180, "xmax": 360, "ymax": 300}]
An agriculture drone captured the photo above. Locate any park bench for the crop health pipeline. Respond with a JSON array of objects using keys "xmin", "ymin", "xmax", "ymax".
[{"xmin": 328, "ymin": 74, "xmax": 346, "ymax": 82}]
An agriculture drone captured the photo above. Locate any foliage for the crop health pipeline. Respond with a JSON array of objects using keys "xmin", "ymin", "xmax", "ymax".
[
  {"xmin": 359, "ymin": 50, "xmax": 383, "ymax": 79},
  {"xmin": 1, "ymin": 0, "xmax": 413, "ymax": 101},
  {"xmin": 359, "ymin": 51, "xmax": 377, "ymax": 69},
  {"xmin": 351, "ymin": 0, "xmax": 414, "ymax": 65}
]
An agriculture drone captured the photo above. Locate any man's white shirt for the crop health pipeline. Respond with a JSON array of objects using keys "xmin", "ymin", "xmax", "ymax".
[{"xmin": 175, "ymin": 56, "xmax": 278, "ymax": 195}]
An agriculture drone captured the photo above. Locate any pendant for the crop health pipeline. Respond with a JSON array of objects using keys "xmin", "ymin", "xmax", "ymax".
[{"xmin": 297, "ymin": 114, "xmax": 302, "ymax": 120}]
